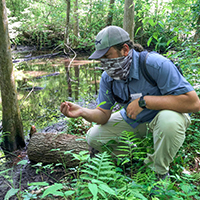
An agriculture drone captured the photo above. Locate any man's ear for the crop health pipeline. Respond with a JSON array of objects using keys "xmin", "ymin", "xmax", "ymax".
[{"xmin": 123, "ymin": 43, "xmax": 129, "ymax": 56}]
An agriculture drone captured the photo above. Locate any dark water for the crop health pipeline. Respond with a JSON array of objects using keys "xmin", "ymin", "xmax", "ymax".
[{"xmin": 11, "ymin": 54, "xmax": 102, "ymax": 134}]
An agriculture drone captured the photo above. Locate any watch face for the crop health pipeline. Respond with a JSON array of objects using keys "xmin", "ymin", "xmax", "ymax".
[{"xmin": 139, "ymin": 99, "xmax": 146, "ymax": 108}]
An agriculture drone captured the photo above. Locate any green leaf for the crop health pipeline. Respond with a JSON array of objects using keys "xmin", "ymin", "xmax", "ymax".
[
  {"xmin": 72, "ymin": 154, "xmax": 81, "ymax": 160},
  {"xmin": 135, "ymin": 27, "xmax": 141, "ymax": 36},
  {"xmin": 98, "ymin": 183, "xmax": 116, "ymax": 196},
  {"xmin": 4, "ymin": 188, "xmax": 19, "ymax": 200},
  {"xmin": 172, "ymin": 36, "xmax": 178, "ymax": 43},
  {"xmin": 165, "ymin": 5, "xmax": 172, "ymax": 10},
  {"xmin": 64, "ymin": 190, "xmax": 75, "ymax": 197},
  {"xmin": 180, "ymin": 184, "xmax": 191, "ymax": 193},
  {"xmin": 153, "ymin": 32, "xmax": 158, "ymax": 41},
  {"xmin": 167, "ymin": 38, "xmax": 172, "ymax": 46},
  {"xmin": 17, "ymin": 159, "xmax": 28, "ymax": 165},
  {"xmin": 51, "ymin": 148, "xmax": 60, "ymax": 151},
  {"xmin": 64, "ymin": 150, "xmax": 73, "ymax": 155},
  {"xmin": 148, "ymin": 19, "xmax": 156, "ymax": 27},
  {"xmin": 88, "ymin": 183, "xmax": 98, "ymax": 198},
  {"xmin": 28, "ymin": 182, "xmax": 49, "ymax": 186},
  {"xmin": 41, "ymin": 183, "xmax": 63, "ymax": 198},
  {"xmin": 173, "ymin": 27, "xmax": 179, "ymax": 33},
  {"xmin": 158, "ymin": 21, "xmax": 164, "ymax": 28},
  {"xmin": 97, "ymin": 101, "xmax": 106, "ymax": 107},
  {"xmin": 0, "ymin": 168, "xmax": 11, "ymax": 175},
  {"xmin": 147, "ymin": 36, "xmax": 153, "ymax": 47}
]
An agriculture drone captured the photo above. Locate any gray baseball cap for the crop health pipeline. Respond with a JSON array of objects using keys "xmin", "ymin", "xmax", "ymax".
[{"xmin": 89, "ymin": 26, "xmax": 130, "ymax": 60}]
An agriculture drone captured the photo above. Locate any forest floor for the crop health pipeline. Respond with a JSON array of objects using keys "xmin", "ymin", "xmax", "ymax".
[
  {"xmin": 0, "ymin": 119, "xmax": 74, "ymax": 200},
  {"xmin": 0, "ymin": 148, "xmax": 68, "ymax": 200}
]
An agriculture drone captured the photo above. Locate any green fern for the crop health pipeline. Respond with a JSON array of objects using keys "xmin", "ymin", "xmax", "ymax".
[
  {"xmin": 116, "ymin": 131, "xmax": 148, "ymax": 178},
  {"xmin": 76, "ymin": 151, "xmax": 117, "ymax": 199},
  {"xmin": 117, "ymin": 131, "xmax": 146, "ymax": 158},
  {"xmin": 81, "ymin": 151, "xmax": 115, "ymax": 182}
]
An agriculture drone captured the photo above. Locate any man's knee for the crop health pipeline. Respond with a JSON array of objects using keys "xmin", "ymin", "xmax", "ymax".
[
  {"xmin": 86, "ymin": 126, "xmax": 96, "ymax": 147},
  {"xmin": 155, "ymin": 110, "xmax": 185, "ymax": 131},
  {"xmin": 152, "ymin": 110, "xmax": 187, "ymax": 137}
]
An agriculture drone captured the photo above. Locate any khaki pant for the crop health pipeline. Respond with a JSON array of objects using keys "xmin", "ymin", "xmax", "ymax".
[{"xmin": 86, "ymin": 110, "xmax": 191, "ymax": 175}]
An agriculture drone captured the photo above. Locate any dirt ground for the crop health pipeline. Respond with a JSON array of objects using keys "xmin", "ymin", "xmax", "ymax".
[
  {"xmin": 0, "ymin": 146, "xmax": 69, "ymax": 200},
  {"xmin": 0, "ymin": 119, "xmax": 79, "ymax": 200}
]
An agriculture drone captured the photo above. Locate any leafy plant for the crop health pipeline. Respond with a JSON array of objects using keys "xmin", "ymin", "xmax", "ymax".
[
  {"xmin": 67, "ymin": 118, "xmax": 91, "ymax": 135},
  {"xmin": 76, "ymin": 151, "xmax": 117, "ymax": 199}
]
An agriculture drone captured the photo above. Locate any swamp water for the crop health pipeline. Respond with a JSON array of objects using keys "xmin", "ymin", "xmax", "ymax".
[{"xmin": 1, "ymin": 52, "xmax": 103, "ymax": 136}]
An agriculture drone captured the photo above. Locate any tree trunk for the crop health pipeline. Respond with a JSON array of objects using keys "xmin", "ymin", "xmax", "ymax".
[
  {"xmin": 123, "ymin": 0, "xmax": 134, "ymax": 42},
  {"xmin": 73, "ymin": 0, "xmax": 79, "ymax": 47},
  {"xmin": 74, "ymin": 66, "xmax": 79, "ymax": 100},
  {"xmin": 64, "ymin": 0, "xmax": 70, "ymax": 47},
  {"xmin": 27, "ymin": 132, "xmax": 89, "ymax": 167},
  {"xmin": 194, "ymin": 13, "xmax": 200, "ymax": 42},
  {"xmin": 0, "ymin": 0, "xmax": 25, "ymax": 152},
  {"xmin": 106, "ymin": 0, "xmax": 115, "ymax": 26}
]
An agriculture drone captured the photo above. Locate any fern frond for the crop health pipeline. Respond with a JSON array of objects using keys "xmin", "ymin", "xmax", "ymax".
[{"xmin": 81, "ymin": 151, "xmax": 115, "ymax": 183}]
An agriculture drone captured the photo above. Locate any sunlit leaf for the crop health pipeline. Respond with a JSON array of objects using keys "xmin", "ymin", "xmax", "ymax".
[
  {"xmin": 135, "ymin": 27, "xmax": 141, "ymax": 35},
  {"xmin": 41, "ymin": 183, "xmax": 63, "ymax": 198},
  {"xmin": 64, "ymin": 190, "xmax": 75, "ymax": 197},
  {"xmin": 97, "ymin": 101, "xmax": 106, "ymax": 107},
  {"xmin": 17, "ymin": 159, "xmax": 28, "ymax": 165},
  {"xmin": 4, "ymin": 188, "xmax": 19, "ymax": 200},
  {"xmin": 98, "ymin": 183, "xmax": 116, "ymax": 196},
  {"xmin": 158, "ymin": 21, "xmax": 164, "ymax": 28},
  {"xmin": 148, "ymin": 19, "xmax": 156, "ymax": 27},
  {"xmin": 88, "ymin": 183, "xmax": 98, "ymax": 198},
  {"xmin": 147, "ymin": 36, "xmax": 153, "ymax": 47}
]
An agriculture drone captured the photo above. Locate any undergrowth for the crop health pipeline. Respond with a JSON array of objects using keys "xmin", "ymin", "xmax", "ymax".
[
  {"xmin": 1, "ymin": 122, "xmax": 200, "ymax": 199},
  {"xmin": 0, "ymin": 43, "xmax": 199, "ymax": 199}
]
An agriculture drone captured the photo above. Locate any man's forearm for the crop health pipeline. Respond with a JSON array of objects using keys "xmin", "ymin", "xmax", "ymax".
[
  {"xmin": 80, "ymin": 107, "xmax": 111, "ymax": 125},
  {"xmin": 144, "ymin": 91, "xmax": 200, "ymax": 113}
]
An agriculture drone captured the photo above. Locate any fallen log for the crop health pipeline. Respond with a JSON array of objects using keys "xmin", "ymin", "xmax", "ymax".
[
  {"xmin": 13, "ymin": 52, "xmax": 63, "ymax": 63},
  {"xmin": 27, "ymin": 132, "xmax": 89, "ymax": 167}
]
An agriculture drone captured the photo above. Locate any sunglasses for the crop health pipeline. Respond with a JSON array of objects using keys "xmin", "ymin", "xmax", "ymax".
[{"xmin": 111, "ymin": 80, "xmax": 131, "ymax": 104}]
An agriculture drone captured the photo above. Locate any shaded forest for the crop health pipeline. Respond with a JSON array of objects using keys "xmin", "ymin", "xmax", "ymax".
[{"xmin": 0, "ymin": 0, "xmax": 200, "ymax": 199}]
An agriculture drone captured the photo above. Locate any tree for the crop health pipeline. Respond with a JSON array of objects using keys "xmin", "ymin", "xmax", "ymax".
[
  {"xmin": 194, "ymin": 14, "xmax": 200, "ymax": 41},
  {"xmin": 73, "ymin": 0, "xmax": 79, "ymax": 47},
  {"xmin": 193, "ymin": 0, "xmax": 200, "ymax": 42},
  {"xmin": 106, "ymin": 0, "xmax": 115, "ymax": 26},
  {"xmin": 123, "ymin": 0, "xmax": 134, "ymax": 42},
  {"xmin": 0, "ymin": 0, "xmax": 25, "ymax": 153},
  {"xmin": 64, "ymin": 0, "xmax": 71, "ymax": 46}
]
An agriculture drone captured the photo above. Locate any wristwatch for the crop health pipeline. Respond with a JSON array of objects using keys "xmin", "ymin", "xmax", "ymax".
[{"xmin": 138, "ymin": 95, "xmax": 146, "ymax": 109}]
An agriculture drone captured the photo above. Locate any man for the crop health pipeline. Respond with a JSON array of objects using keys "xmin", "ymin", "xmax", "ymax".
[{"xmin": 60, "ymin": 26, "xmax": 200, "ymax": 178}]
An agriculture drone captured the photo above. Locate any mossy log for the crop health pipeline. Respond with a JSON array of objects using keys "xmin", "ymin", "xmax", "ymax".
[{"xmin": 27, "ymin": 132, "xmax": 89, "ymax": 167}]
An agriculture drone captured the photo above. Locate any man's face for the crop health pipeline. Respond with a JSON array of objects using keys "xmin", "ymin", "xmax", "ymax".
[
  {"xmin": 99, "ymin": 43, "xmax": 131, "ymax": 81},
  {"xmin": 101, "ymin": 46, "xmax": 124, "ymax": 59}
]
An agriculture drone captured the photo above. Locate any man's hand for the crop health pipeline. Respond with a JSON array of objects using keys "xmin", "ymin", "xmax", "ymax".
[
  {"xmin": 126, "ymin": 98, "xmax": 143, "ymax": 119},
  {"xmin": 126, "ymin": 91, "xmax": 200, "ymax": 118},
  {"xmin": 60, "ymin": 101, "xmax": 112, "ymax": 124},
  {"xmin": 60, "ymin": 102, "xmax": 83, "ymax": 118}
]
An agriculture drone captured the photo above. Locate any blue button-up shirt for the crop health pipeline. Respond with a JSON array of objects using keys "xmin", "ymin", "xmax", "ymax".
[{"xmin": 97, "ymin": 49, "xmax": 194, "ymax": 128}]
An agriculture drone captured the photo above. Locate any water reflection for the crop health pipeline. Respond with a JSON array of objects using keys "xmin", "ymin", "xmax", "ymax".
[
  {"xmin": 18, "ymin": 57, "xmax": 102, "ymax": 100},
  {"xmin": 14, "ymin": 57, "xmax": 102, "ymax": 132}
]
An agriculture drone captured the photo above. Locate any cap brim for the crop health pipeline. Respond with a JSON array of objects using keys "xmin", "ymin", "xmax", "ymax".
[{"xmin": 89, "ymin": 47, "xmax": 110, "ymax": 60}]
